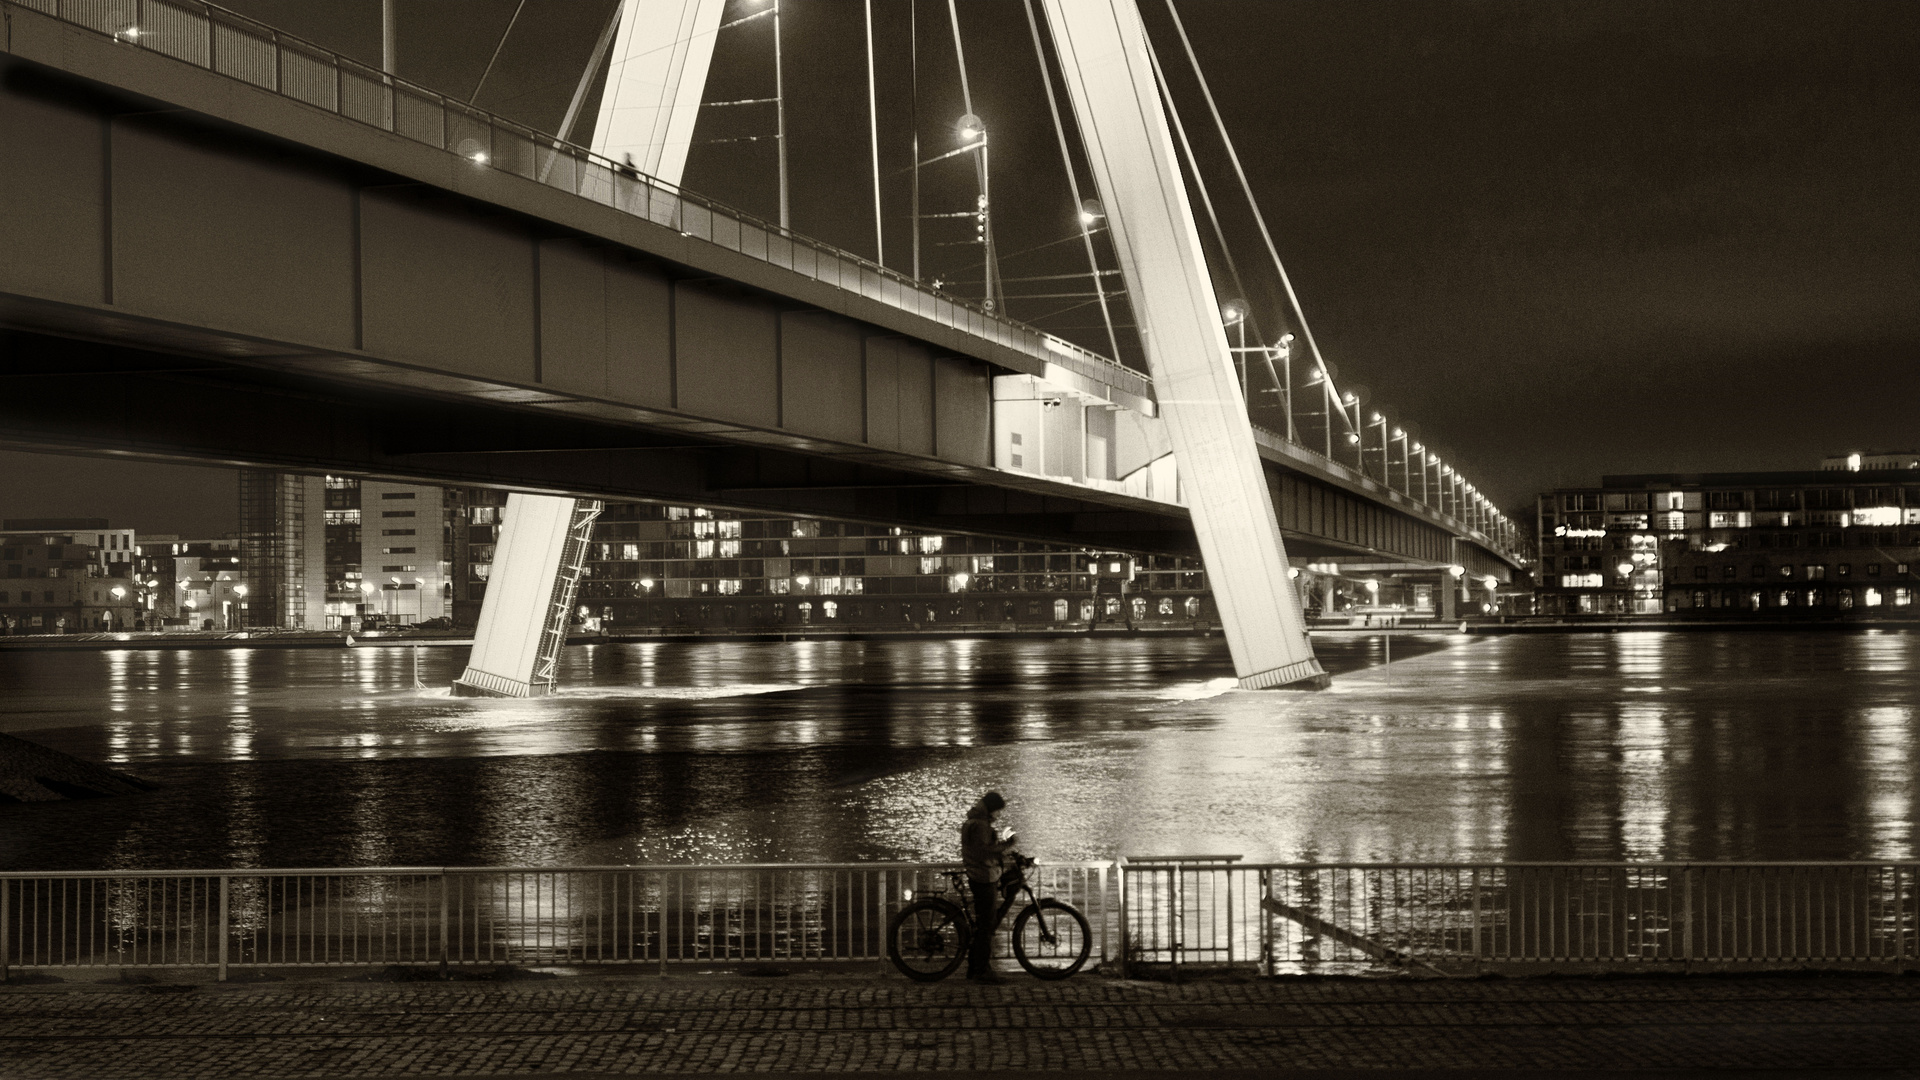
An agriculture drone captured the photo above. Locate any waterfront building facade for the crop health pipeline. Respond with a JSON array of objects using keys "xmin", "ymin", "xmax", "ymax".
[
  {"xmin": 457, "ymin": 497, "xmax": 1217, "ymax": 634},
  {"xmin": 240, "ymin": 471, "xmax": 455, "ymax": 630},
  {"xmin": 0, "ymin": 525, "xmax": 140, "ymax": 633},
  {"xmin": 1535, "ymin": 467, "xmax": 1920, "ymax": 618},
  {"xmin": 167, "ymin": 538, "xmax": 244, "ymax": 630},
  {"xmin": 1822, "ymin": 451, "xmax": 1920, "ymax": 473}
]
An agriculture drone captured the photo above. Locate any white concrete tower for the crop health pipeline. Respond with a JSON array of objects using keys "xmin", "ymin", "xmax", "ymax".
[
  {"xmin": 1041, "ymin": 0, "xmax": 1324, "ymax": 688},
  {"xmin": 590, "ymin": 0, "xmax": 726, "ymax": 184}
]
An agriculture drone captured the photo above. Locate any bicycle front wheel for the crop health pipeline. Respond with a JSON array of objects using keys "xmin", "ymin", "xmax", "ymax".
[
  {"xmin": 1012, "ymin": 898, "xmax": 1091, "ymax": 980},
  {"xmin": 888, "ymin": 897, "xmax": 969, "ymax": 982}
]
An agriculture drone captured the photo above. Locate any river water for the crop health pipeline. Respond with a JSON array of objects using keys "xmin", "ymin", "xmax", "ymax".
[{"xmin": 1, "ymin": 631, "xmax": 1915, "ymax": 871}]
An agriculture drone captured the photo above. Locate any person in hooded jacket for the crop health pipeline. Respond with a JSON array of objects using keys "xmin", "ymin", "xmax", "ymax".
[{"xmin": 960, "ymin": 790, "xmax": 1018, "ymax": 983}]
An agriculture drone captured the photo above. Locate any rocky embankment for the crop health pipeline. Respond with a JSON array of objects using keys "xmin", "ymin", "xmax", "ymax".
[{"xmin": 0, "ymin": 732, "xmax": 151, "ymax": 802}]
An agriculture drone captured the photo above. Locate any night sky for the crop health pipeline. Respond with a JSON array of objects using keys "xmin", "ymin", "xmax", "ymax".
[{"xmin": 4, "ymin": 0, "xmax": 1915, "ymax": 538}]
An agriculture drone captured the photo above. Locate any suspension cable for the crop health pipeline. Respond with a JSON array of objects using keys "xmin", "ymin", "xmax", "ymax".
[
  {"xmin": 1138, "ymin": 21, "xmax": 1267, "ymax": 352},
  {"xmin": 470, "ymin": 0, "xmax": 527, "ymax": 105},
  {"xmin": 1139, "ymin": 17, "xmax": 1296, "ymax": 436},
  {"xmin": 1022, "ymin": 0, "xmax": 1122, "ymax": 366},
  {"xmin": 1162, "ymin": 0, "xmax": 1355, "ymax": 437},
  {"xmin": 865, "ymin": 0, "xmax": 884, "ymax": 268}
]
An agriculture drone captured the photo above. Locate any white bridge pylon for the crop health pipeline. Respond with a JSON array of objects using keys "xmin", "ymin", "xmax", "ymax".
[
  {"xmin": 454, "ymin": 494, "xmax": 603, "ymax": 698},
  {"xmin": 1042, "ymin": 0, "xmax": 1322, "ymax": 689}
]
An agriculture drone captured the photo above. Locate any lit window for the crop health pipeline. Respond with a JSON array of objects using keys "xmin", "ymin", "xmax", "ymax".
[
  {"xmin": 717, "ymin": 579, "xmax": 742, "ymax": 595},
  {"xmin": 1865, "ymin": 588, "xmax": 1883, "ymax": 607},
  {"xmin": 1184, "ymin": 597, "xmax": 1201, "ymax": 618},
  {"xmin": 822, "ymin": 600, "xmax": 838, "ymax": 619},
  {"xmin": 695, "ymin": 540, "xmax": 715, "ymax": 558},
  {"xmin": 1158, "ymin": 597, "xmax": 1174, "ymax": 615}
]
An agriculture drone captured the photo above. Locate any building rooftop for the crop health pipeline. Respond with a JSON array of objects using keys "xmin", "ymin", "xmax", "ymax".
[
  {"xmin": 1591, "ymin": 469, "xmax": 1920, "ymax": 490},
  {"xmin": 2, "ymin": 517, "xmax": 111, "ymax": 530}
]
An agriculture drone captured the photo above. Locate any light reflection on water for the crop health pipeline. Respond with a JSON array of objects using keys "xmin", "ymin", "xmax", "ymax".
[{"xmin": 0, "ymin": 632, "xmax": 1915, "ymax": 871}]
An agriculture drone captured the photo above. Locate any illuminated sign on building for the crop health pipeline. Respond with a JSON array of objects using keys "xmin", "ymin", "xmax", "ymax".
[
  {"xmin": 1554, "ymin": 526, "xmax": 1607, "ymax": 538},
  {"xmin": 1851, "ymin": 507, "xmax": 1902, "ymax": 527}
]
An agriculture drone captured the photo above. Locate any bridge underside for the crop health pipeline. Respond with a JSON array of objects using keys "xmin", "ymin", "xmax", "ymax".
[{"xmin": 0, "ymin": 320, "xmax": 1498, "ymax": 573}]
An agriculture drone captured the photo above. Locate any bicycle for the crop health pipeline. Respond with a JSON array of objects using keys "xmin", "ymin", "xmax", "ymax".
[{"xmin": 886, "ymin": 854, "xmax": 1092, "ymax": 981}]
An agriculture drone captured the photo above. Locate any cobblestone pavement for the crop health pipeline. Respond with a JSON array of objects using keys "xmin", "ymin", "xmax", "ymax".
[{"xmin": 3, "ymin": 971, "xmax": 1920, "ymax": 1077}]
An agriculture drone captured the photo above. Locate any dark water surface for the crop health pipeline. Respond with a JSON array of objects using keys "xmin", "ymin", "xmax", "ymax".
[{"xmin": 1, "ymin": 631, "xmax": 1915, "ymax": 870}]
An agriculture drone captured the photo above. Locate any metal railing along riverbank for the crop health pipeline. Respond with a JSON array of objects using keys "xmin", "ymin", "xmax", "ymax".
[
  {"xmin": 6, "ymin": 861, "xmax": 1920, "ymax": 979},
  {"xmin": 0, "ymin": 864, "xmax": 1112, "ymax": 980},
  {"xmin": 1120, "ymin": 860, "xmax": 1920, "ymax": 975}
]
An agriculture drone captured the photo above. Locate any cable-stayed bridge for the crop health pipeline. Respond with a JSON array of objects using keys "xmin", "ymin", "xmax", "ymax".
[{"xmin": 0, "ymin": 0, "xmax": 1522, "ymax": 690}]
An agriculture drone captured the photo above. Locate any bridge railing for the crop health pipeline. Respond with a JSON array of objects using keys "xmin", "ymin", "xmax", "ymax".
[
  {"xmin": 14, "ymin": 0, "xmax": 1523, "ymax": 564},
  {"xmin": 11, "ymin": 0, "xmax": 1149, "ymax": 405}
]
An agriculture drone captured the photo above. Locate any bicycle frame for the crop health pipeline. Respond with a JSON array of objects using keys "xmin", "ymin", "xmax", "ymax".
[{"xmin": 943, "ymin": 860, "xmax": 1056, "ymax": 944}]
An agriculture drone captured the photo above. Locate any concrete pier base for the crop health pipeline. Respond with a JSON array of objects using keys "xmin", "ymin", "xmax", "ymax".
[{"xmin": 452, "ymin": 493, "xmax": 602, "ymax": 699}]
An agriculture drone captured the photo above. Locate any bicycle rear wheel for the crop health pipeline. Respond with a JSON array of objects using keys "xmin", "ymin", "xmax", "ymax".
[
  {"xmin": 888, "ymin": 897, "xmax": 969, "ymax": 982},
  {"xmin": 1012, "ymin": 898, "xmax": 1091, "ymax": 980}
]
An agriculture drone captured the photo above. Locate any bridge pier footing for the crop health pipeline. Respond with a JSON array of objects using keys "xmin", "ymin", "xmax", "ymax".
[{"xmin": 452, "ymin": 494, "xmax": 603, "ymax": 699}]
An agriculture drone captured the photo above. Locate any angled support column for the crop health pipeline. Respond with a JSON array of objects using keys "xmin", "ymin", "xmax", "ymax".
[
  {"xmin": 591, "ymin": 0, "xmax": 725, "ymax": 184},
  {"xmin": 1041, "ymin": 0, "xmax": 1323, "ymax": 688},
  {"xmin": 453, "ymin": 494, "xmax": 602, "ymax": 698}
]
